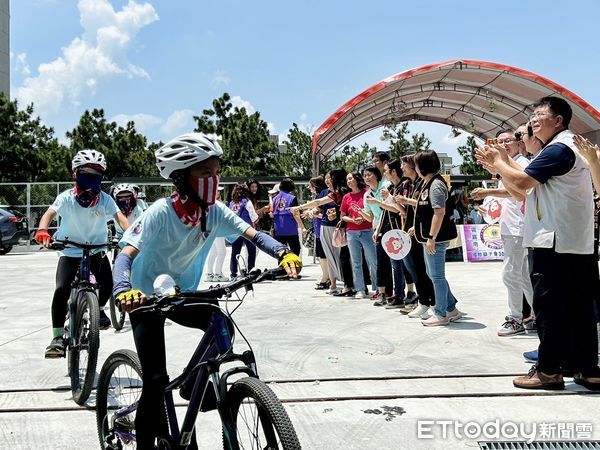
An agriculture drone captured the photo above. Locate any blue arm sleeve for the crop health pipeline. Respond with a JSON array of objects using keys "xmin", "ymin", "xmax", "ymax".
[
  {"xmin": 251, "ymin": 231, "xmax": 288, "ymax": 259},
  {"xmin": 113, "ymin": 252, "xmax": 133, "ymax": 296}
]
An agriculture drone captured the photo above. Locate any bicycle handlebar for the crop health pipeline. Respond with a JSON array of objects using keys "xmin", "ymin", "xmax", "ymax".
[
  {"xmin": 49, "ymin": 239, "xmax": 110, "ymax": 251},
  {"xmin": 135, "ymin": 267, "xmax": 287, "ymax": 314}
]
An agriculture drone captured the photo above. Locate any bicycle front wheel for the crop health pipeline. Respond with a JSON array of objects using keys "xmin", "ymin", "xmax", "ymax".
[
  {"xmin": 69, "ymin": 290, "xmax": 100, "ymax": 405},
  {"xmin": 109, "ymin": 294, "xmax": 126, "ymax": 331},
  {"xmin": 96, "ymin": 349, "xmax": 143, "ymax": 450},
  {"xmin": 225, "ymin": 377, "xmax": 301, "ymax": 450}
]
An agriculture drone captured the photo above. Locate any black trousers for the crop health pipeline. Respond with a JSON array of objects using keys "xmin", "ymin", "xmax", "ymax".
[
  {"xmin": 407, "ymin": 236, "xmax": 435, "ymax": 306},
  {"xmin": 230, "ymin": 237, "xmax": 256, "ymax": 277},
  {"xmin": 339, "ymin": 245, "xmax": 354, "ymax": 289},
  {"xmin": 52, "ymin": 254, "xmax": 112, "ymax": 328},
  {"xmin": 530, "ymin": 248, "xmax": 599, "ymax": 375},
  {"xmin": 376, "ymin": 241, "xmax": 393, "ymax": 295},
  {"xmin": 130, "ymin": 306, "xmax": 223, "ymax": 449},
  {"xmin": 274, "ymin": 234, "xmax": 301, "ymax": 257}
]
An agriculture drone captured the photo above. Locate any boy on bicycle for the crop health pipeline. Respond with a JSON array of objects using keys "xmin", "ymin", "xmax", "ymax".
[
  {"xmin": 35, "ymin": 150, "xmax": 130, "ymax": 358},
  {"xmin": 112, "ymin": 133, "xmax": 301, "ymax": 449}
]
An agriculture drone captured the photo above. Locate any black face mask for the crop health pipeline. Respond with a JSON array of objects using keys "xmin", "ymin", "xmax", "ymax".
[
  {"xmin": 75, "ymin": 172, "xmax": 103, "ymax": 207},
  {"xmin": 116, "ymin": 195, "xmax": 137, "ymax": 216}
]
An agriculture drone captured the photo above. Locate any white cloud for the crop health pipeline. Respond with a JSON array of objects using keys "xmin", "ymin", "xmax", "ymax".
[
  {"xmin": 13, "ymin": 0, "xmax": 158, "ymax": 117},
  {"xmin": 212, "ymin": 70, "xmax": 231, "ymax": 87},
  {"xmin": 111, "ymin": 112, "xmax": 162, "ymax": 133},
  {"xmin": 10, "ymin": 52, "xmax": 31, "ymax": 77},
  {"xmin": 160, "ymin": 109, "xmax": 195, "ymax": 135},
  {"xmin": 229, "ymin": 95, "xmax": 256, "ymax": 115}
]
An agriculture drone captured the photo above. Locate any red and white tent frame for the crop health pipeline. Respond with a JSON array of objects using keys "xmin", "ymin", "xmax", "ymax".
[{"xmin": 311, "ymin": 59, "xmax": 600, "ymax": 168}]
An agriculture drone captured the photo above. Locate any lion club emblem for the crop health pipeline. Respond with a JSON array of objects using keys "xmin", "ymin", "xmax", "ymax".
[
  {"xmin": 381, "ymin": 229, "xmax": 412, "ymax": 260},
  {"xmin": 482, "ymin": 197, "xmax": 502, "ymax": 225}
]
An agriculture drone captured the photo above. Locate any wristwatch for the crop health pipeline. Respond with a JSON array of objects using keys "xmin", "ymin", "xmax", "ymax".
[{"xmin": 428, "ymin": 233, "xmax": 437, "ymax": 240}]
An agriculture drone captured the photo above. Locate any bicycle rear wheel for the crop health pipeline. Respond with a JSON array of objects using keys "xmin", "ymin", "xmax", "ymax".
[
  {"xmin": 109, "ymin": 295, "xmax": 126, "ymax": 331},
  {"xmin": 225, "ymin": 377, "xmax": 301, "ymax": 450},
  {"xmin": 69, "ymin": 290, "xmax": 100, "ymax": 405},
  {"xmin": 96, "ymin": 349, "xmax": 143, "ymax": 450}
]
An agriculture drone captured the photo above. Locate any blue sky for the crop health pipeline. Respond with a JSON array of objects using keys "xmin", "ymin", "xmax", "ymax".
[{"xmin": 9, "ymin": 0, "xmax": 600, "ymax": 164}]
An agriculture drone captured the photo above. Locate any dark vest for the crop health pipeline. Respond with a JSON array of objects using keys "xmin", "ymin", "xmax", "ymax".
[
  {"xmin": 414, "ymin": 174, "xmax": 457, "ymax": 244},
  {"xmin": 376, "ymin": 182, "xmax": 403, "ymax": 241}
]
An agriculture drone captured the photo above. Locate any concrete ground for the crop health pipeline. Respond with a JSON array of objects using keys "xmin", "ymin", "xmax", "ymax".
[{"xmin": 0, "ymin": 246, "xmax": 599, "ymax": 449}]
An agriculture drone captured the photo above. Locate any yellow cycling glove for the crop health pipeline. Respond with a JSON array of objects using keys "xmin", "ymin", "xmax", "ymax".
[
  {"xmin": 115, "ymin": 289, "xmax": 145, "ymax": 310},
  {"xmin": 277, "ymin": 249, "xmax": 302, "ymax": 273}
]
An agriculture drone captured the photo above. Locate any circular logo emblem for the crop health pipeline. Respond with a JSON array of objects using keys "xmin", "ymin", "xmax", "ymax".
[
  {"xmin": 479, "ymin": 224, "xmax": 503, "ymax": 249},
  {"xmin": 381, "ymin": 229, "xmax": 412, "ymax": 260},
  {"xmin": 482, "ymin": 197, "xmax": 503, "ymax": 224}
]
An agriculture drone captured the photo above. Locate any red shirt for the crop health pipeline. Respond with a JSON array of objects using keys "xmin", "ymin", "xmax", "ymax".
[{"xmin": 340, "ymin": 190, "xmax": 372, "ymax": 231}]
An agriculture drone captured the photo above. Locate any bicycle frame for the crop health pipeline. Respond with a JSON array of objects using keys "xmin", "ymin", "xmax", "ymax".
[
  {"xmin": 110, "ymin": 304, "xmax": 259, "ymax": 448},
  {"xmin": 66, "ymin": 247, "xmax": 97, "ymax": 344}
]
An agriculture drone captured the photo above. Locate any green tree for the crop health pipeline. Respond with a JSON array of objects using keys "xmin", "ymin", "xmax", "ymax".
[
  {"xmin": 278, "ymin": 123, "xmax": 313, "ymax": 177},
  {"xmin": 193, "ymin": 93, "xmax": 282, "ymax": 177},
  {"xmin": 457, "ymin": 136, "xmax": 488, "ymax": 176},
  {"xmin": 0, "ymin": 93, "xmax": 68, "ymax": 182},
  {"xmin": 380, "ymin": 122, "xmax": 431, "ymax": 159},
  {"xmin": 321, "ymin": 142, "xmax": 374, "ymax": 174},
  {"xmin": 66, "ymin": 109, "xmax": 158, "ymax": 178}
]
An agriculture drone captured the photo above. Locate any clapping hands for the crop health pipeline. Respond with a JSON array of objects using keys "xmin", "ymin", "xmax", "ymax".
[
  {"xmin": 475, "ymin": 144, "xmax": 509, "ymax": 173},
  {"xmin": 573, "ymin": 135, "xmax": 600, "ymax": 166}
]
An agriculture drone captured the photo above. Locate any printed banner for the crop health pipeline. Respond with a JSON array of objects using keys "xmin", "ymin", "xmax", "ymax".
[{"xmin": 459, "ymin": 224, "xmax": 504, "ymax": 262}]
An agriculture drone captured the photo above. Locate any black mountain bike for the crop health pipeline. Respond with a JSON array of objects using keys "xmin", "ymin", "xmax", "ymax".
[
  {"xmin": 108, "ymin": 237, "xmax": 126, "ymax": 331},
  {"xmin": 50, "ymin": 239, "xmax": 107, "ymax": 405},
  {"xmin": 96, "ymin": 267, "xmax": 301, "ymax": 449}
]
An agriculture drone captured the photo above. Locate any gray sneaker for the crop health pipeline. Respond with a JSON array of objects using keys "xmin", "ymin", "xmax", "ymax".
[
  {"xmin": 45, "ymin": 336, "xmax": 65, "ymax": 359},
  {"xmin": 498, "ymin": 318, "xmax": 525, "ymax": 336},
  {"xmin": 385, "ymin": 296, "xmax": 405, "ymax": 309},
  {"xmin": 372, "ymin": 294, "xmax": 388, "ymax": 307}
]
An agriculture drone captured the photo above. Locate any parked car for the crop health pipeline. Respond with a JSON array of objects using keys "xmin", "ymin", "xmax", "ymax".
[{"xmin": 0, "ymin": 207, "xmax": 30, "ymax": 254}]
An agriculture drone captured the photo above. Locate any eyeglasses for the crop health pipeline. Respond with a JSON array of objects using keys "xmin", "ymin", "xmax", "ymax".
[
  {"xmin": 496, "ymin": 138, "xmax": 516, "ymax": 145},
  {"xmin": 529, "ymin": 111, "xmax": 552, "ymax": 122}
]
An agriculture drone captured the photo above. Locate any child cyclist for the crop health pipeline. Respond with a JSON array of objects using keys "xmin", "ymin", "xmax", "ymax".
[
  {"xmin": 112, "ymin": 133, "xmax": 302, "ymax": 449},
  {"xmin": 111, "ymin": 183, "xmax": 145, "ymax": 237},
  {"xmin": 35, "ymin": 150, "xmax": 130, "ymax": 358}
]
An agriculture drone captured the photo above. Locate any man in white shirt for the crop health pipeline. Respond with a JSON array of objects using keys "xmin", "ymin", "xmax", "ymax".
[{"xmin": 472, "ymin": 130, "xmax": 533, "ymax": 336}]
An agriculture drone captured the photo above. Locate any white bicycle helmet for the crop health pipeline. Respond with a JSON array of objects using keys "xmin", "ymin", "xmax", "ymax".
[
  {"xmin": 155, "ymin": 133, "xmax": 223, "ymax": 179},
  {"xmin": 112, "ymin": 183, "xmax": 137, "ymax": 198},
  {"xmin": 72, "ymin": 149, "xmax": 107, "ymax": 171}
]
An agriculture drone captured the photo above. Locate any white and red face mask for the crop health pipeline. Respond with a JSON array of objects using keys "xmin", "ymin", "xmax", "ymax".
[
  {"xmin": 171, "ymin": 174, "xmax": 220, "ymax": 227},
  {"xmin": 190, "ymin": 174, "xmax": 219, "ymax": 206}
]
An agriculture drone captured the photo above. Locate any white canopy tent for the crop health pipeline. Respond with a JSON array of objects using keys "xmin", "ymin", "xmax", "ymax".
[{"xmin": 312, "ymin": 59, "xmax": 600, "ymax": 169}]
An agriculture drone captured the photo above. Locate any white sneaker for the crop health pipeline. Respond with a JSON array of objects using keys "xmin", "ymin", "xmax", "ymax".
[
  {"xmin": 355, "ymin": 292, "xmax": 368, "ymax": 299},
  {"xmin": 213, "ymin": 274, "xmax": 229, "ymax": 282},
  {"xmin": 408, "ymin": 304, "xmax": 430, "ymax": 319},
  {"xmin": 447, "ymin": 308, "xmax": 464, "ymax": 322},
  {"xmin": 421, "ymin": 314, "xmax": 450, "ymax": 327},
  {"xmin": 205, "ymin": 273, "xmax": 215, "ymax": 282}
]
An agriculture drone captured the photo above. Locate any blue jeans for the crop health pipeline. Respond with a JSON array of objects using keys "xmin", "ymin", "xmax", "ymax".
[
  {"xmin": 422, "ymin": 242, "xmax": 457, "ymax": 317},
  {"xmin": 390, "ymin": 258, "xmax": 406, "ymax": 298},
  {"xmin": 346, "ymin": 230, "xmax": 378, "ymax": 292}
]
